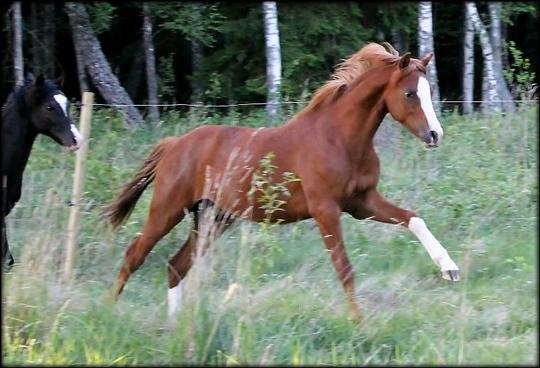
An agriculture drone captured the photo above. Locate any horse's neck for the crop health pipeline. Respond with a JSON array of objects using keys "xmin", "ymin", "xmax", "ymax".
[
  {"xmin": 331, "ymin": 69, "xmax": 391, "ymax": 152},
  {"xmin": 1, "ymin": 107, "xmax": 37, "ymax": 176}
]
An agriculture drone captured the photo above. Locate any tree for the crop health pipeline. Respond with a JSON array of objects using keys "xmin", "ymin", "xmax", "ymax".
[
  {"xmin": 142, "ymin": 3, "xmax": 159, "ymax": 123},
  {"xmin": 488, "ymin": 2, "xmax": 515, "ymax": 113},
  {"xmin": 417, "ymin": 2, "xmax": 440, "ymax": 108},
  {"xmin": 466, "ymin": 2, "xmax": 501, "ymax": 114},
  {"xmin": 263, "ymin": 1, "xmax": 282, "ymax": 120},
  {"xmin": 11, "ymin": 2, "xmax": 23, "ymax": 86},
  {"xmin": 151, "ymin": 3, "xmax": 223, "ymax": 104},
  {"xmin": 65, "ymin": 2, "xmax": 144, "ymax": 126},
  {"xmin": 30, "ymin": 3, "xmax": 56, "ymax": 78},
  {"xmin": 462, "ymin": 3, "xmax": 475, "ymax": 114}
]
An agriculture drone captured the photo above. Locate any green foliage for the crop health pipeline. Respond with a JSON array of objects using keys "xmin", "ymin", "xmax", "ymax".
[
  {"xmin": 152, "ymin": 3, "xmax": 224, "ymax": 46},
  {"xmin": 247, "ymin": 152, "xmax": 301, "ymax": 276},
  {"xmin": 501, "ymin": 2, "xmax": 538, "ymax": 25},
  {"xmin": 157, "ymin": 53, "xmax": 176, "ymax": 102},
  {"xmin": 504, "ymin": 40, "xmax": 537, "ymax": 99},
  {"xmin": 248, "ymin": 152, "xmax": 300, "ymax": 224},
  {"xmin": 86, "ymin": 2, "xmax": 117, "ymax": 34},
  {"xmin": 278, "ymin": 3, "xmax": 374, "ymax": 99}
]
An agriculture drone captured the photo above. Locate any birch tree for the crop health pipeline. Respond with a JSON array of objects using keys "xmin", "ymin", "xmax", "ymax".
[
  {"xmin": 65, "ymin": 2, "xmax": 144, "ymax": 126},
  {"xmin": 466, "ymin": 2, "xmax": 501, "ymax": 114},
  {"xmin": 12, "ymin": 2, "xmax": 24, "ymax": 86},
  {"xmin": 263, "ymin": 1, "xmax": 282, "ymax": 120},
  {"xmin": 142, "ymin": 3, "xmax": 160, "ymax": 123},
  {"xmin": 489, "ymin": 2, "xmax": 515, "ymax": 112},
  {"xmin": 418, "ymin": 2, "xmax": 440, "ymax": 109},
  {"xmin": 462, "ymin": 3, "xmax": 475, "ymax": 114}
]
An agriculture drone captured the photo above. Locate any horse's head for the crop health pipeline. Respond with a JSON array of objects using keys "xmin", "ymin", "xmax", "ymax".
[
  {"xmin": 383, "ymin": 52, "xmax": 443, "ymax": 148},
  {"xmin": 24, "ymin": 73, "xmax": 82, "ymax": 152}
]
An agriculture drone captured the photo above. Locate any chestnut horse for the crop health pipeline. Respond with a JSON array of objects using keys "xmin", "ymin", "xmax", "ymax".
[{"xmin": 103, "ymin": 43, "xmax": 460, "ymax": 321}]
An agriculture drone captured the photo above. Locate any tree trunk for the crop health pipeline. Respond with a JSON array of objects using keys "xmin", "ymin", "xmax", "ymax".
[
  {"xmin": 190, "ymin": 39, "xmax": 204, "ymax": 104},
  {"xmin": 467, "ymin": 2, "xmax": 501, "ymax": 114},
  {"xmin": 30, "ymin": 3, "xmax": 40, "ymax": 73},
  {"xmin": 43, "ymin": 3, "xmax": 56, "ymax": 77},
  {"xmin": 142, "ymin": 3, "xmax": 159, "ymax": 123},
  {"xmin": 125, "ymin": 45, "xmax": 144, "ymax": 102},
  {"xmin": 189, "ymin": 3, "xmax": 204, "ymax": 104},
  {"xmin": 263, "ymin": 1, "xmax": 282, "ymax": 121},
  {"xmin": 12, "ymin": 2, "xmax": 24, "ymax": 86},
  {"xmin": 72, "ymin": 32, "xmax": 89, "ymax": 96},
  {"xmin": 65, "ymin": 2, "xmax": 144, "ymax": 126},
  {"xmin": 417, "ymin": 2, "xmax": 440, "ymax": 109},
  {"xmin": 462, "ymin": 3, "xmax": 475, "ymax": 114},
  {"xmin": 30, "ymin": 3, "xmax": 56, "ymax": 77},
  {"xmin": 488, "ymin": 2, "xmax": 515, "ymax": 112}
]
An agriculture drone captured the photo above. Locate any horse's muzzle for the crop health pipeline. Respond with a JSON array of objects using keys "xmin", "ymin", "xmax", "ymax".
[
  {"xmin": 63, "ymin": 144, "xmax": 81, "ymax": 153},
  {"xmin": 423, "ymin": 130, "xmax": 439, "ymax": 148}
]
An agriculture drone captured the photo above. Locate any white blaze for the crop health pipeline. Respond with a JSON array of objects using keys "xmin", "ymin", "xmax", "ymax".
[
  {"xmin": 167, "ymin": 281, "xmax": 183, "ymax": 318},
  {"xmin": 70, "ymin": 124, "xmax": 83, "ymax": 147},
  {"xmin": 417, "ymin": 76, "xmax": 443, "ymax": 142},
  {"xmin": 408, "ymin": 217, "xmax": 459, "ymax": 273},
  {"xmin": 53, "ymin": 94, "xmax": 68, "ymax": 117}
]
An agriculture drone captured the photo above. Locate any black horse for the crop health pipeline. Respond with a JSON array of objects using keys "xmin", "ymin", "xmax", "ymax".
[{"xmin": 1, "ymin": 74, "xmax": 82, "ymax": 267}]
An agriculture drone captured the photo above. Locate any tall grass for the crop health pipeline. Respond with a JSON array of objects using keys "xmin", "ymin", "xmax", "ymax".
[{"xmin": 2, "ymin": 106, "xmax": 537, "ymax": 365}]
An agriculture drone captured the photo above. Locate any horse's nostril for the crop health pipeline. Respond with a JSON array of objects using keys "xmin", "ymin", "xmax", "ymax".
[{"xmin": 430, "ymin": 130, "xmax": 438, "ymax": 143}]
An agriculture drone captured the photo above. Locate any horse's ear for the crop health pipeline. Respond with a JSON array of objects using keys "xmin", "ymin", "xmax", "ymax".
[
  {"xmin": 399, "ymin": 52, "xmax": 411, "ymax": 69},
  {"xmin": 54, "ymin": 74, "xmax": 65, "ymax": 88},
  {"xmin": 35, "ymin": 73, "xmax": 45, "ymax": 86},
  {"xmin": 25, "ymin": 72, "xmax": 35, "ymax": 84},
  {"xmin": 421, "ymin": 52, "xmax": 434, "ymax": 67}
]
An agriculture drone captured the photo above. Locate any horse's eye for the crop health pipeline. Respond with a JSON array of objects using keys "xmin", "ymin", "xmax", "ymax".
[
  {"xmin": 46, "ymin": 106, "xmax": 54, "ymax": 111},
  {"xmin": 405, "ymin": 91, "xmax": 416, "ymax": 98}
]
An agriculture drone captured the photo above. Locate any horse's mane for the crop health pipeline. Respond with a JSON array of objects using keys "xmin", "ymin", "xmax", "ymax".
[{"xmin": 295, "ymin": 42, "xmax": 423, "ymax": 117}]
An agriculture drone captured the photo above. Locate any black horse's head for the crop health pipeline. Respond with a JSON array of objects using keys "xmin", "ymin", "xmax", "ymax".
[{"xmin": 22, "ymin": 73, "xmax": 82, "ymax": 152}]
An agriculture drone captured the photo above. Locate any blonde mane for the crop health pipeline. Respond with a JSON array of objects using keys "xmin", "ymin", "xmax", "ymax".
[{"xmin": 296, "ymin": 42, "xmax": 402, "ymax": 117}]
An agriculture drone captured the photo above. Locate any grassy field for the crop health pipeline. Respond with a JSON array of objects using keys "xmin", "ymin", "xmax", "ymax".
[{"xmin": 2, "ymin": 104, "xmax": 537, "ymax": 365}]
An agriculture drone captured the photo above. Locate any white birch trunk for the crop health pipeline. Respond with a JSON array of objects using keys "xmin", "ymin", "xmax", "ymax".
[
  {"xmin": 489, "ymin": 2, "xmax": 515, "ymax": 112},
  {"xmin": 263, "ymin": 1, "xmax": 282, "ymax": 120},
  {"xmin": 12, "ymin": 2, "xmax": 24, "ymax": 86},
  {"xmin": 418, "ymin": 2, "xmax": 440, "ymax": 110},
  {"xmin": 462, "ymin": 3, "xmax": 475, "ymax": 114},
  {"xmin": 142, "ymin": 3, "xmax": 160, "ymax": 123},
  {"xmin": 467, "ymin": 2, "xmax": 501, "ymax": 114}
]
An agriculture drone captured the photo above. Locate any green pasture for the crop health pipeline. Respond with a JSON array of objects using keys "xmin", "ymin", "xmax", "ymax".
[{"xmin": 2, "ymin": 105, "xmax": 537, "ymax": 365}]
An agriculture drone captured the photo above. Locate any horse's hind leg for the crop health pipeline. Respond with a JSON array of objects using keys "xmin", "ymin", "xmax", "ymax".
[
  {"xmin": 167, "ymin": 200, "xmax": 235, "ymax": 318},
  {"xmin": 113, "ymin": 199, "xmax": 189, "ymax": 299}
]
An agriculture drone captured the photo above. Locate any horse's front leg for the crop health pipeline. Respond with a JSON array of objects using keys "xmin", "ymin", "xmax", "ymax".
[
  {"xmin": 351, "ymin": 189, "xmax": 460, "ymax": 281},
  {"xmin": 309, "ymin": 200, "xmax": 361, "ymax": 321},
  {"xmin": 2, "ymin": 216, "xmax": 14, "ymax": 268}
]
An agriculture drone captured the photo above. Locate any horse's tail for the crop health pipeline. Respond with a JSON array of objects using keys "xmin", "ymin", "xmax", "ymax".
[{"xmin": 102, "ymin": 137, "xmax": 174, "ymax": 230}]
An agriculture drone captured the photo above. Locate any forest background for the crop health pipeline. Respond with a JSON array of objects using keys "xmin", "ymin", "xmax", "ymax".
[{"xmin": 1, "ymin": 1, "xmax": 538, "ymax": 119}]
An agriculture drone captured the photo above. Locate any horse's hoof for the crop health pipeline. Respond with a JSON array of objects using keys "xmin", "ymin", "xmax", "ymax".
[
  {"xmin": 442, "ymin": 269, "xmax": 460, "ymax": 281},
  {"xmin": 348, "ymin": 308, "xmax": 363, "ymax": 324}
]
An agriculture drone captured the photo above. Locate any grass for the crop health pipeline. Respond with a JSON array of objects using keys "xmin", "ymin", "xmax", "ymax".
[{"xmin": 2, "ymin": 105, "xmax": 538, "ymax": 365}]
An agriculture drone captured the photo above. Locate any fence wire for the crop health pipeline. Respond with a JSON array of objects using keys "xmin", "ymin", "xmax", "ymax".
[{"xmin": 74, "ymin": 99, "xmax": 538, "ymax": 109}]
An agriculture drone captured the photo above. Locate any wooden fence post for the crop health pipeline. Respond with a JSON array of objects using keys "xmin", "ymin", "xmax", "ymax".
[{"xmin": 64, "ymin": 92, "xmax": 94, "ymax": 281}]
